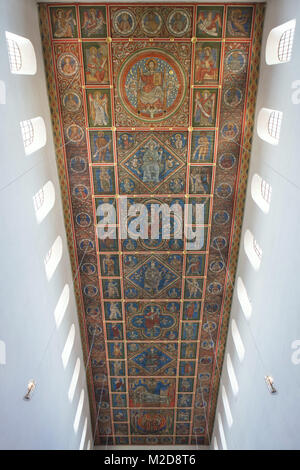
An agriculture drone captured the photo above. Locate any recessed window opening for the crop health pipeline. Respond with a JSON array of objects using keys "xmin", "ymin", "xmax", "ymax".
[
  {"xmin": 54, "ymin": 284, "xmax": 70, "ymax": 328},
  {"xmin": 5, "ymin": 31, "xmax": 37, "ymax": 75},
  {"xmin": 227, "ymin": 353, "xmax": 239, "ymax": 396},
  {"xmin": 217, "ymin": 413, "xmax": 228, "ymax": 450},
  {"xmin": 73, "ymin": 389, "xmax": 84, "ymax": 433},
  {"xmin": 237, "ymin": 277, "xmax": 252, "ymax": 320},
  {"xmin": 33, "ymin": 181, "xmax": 55, "ymax": 223},
  {"xmin": 20, "ymin": 117, "xmax": 46, "ymax": 155},
  {"xmin": 257, "ymin": 108, "xmax": 283, "ymax": 145},
  {"xmin": 244, "ymin": 230, "xmax": 262, "ymax": 271},
  {"xmin": 266, "ymin": 19, "xmax": 296, "ymax": 65},
  {"xmin": 44, "ymin": 236, "xmax": 63, "ymax": 281},
  {"xmin": 222, "ymin": 385, "xmax": 233, "ymax": 428},
  {"xmin": 251, "ymin": 174, "xmax": 272, "ymax": 214},
  {"xmin": 79, "ymin": 418, "xmax": 88, "ymax": 450},
  {"xmin": 231, "ymin": 319, "xmax": 245, "ymax": 362},
  {"xmin": 68, "ymin": 358, "xmax": 80, "ymax": 402},
  {"xmin": 61, "ymin": 324, "xmax": 75, "ymax": 369}
]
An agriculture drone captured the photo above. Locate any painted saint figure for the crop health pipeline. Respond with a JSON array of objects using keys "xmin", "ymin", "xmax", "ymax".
[
  {"xmin": 53, "ymin": 8, "xmax": 76, "ymax": 38},
  {"xmin": 86, "ymin": 46, "xmax": 108, "ymax": 84},
  {"xmin": 88, "ymin": 91, "xmax": 109, "ymax": 126},
  {"xmin": 194, "ymin": 90, "xmax": 216, "ymax": 126},
  {"xmin": 195, "ymin": 46, "xmax": 218, "ymax": 83},
  {"xmin": 196, "ymin": 9, "xmax": 222, "ymax": 37},
  {"xmin": 141, "ymin": 139, "xmax": 163, "ymax": 183},
  {"xmin": 137, "ymin": 59, "xmax": 166, "ymax": 118},
  {"xmin": 81, "ymin": 8, "xmax": 106, "ymax": 37}
]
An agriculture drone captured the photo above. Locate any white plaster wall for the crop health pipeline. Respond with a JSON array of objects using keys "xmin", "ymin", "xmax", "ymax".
[
  {"xmin": 0, "ymin": 0, "xmax": 93, "ymax": 450},
  {"xmin": 212, "ymin": 0, "xmax": 300, "ymax": 450}
]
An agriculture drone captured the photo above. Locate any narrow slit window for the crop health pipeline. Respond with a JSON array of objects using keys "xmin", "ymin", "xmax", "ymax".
[
  {"xmin": 73, "ymin": 389, "xmax": 84, "ymax": 433},
  {"xmin": 268, "ymin": 111, "xmax": 282, "ymax": 142},
  {"xmin": 244, "ymin": 229, "xmax": 262, "ymax": 271},
  {"xmin": 231, "ymin": 319, "xmax": 245, "ymax": 362},
  {"xmin": 20, "ymin": 117, "xmax": 46, "ymax": 155},
  {"xmin": 0, "ymin": 340, "xmax": 6, "ymax": 365},
  {"xmin": 79, "ymin": 418, "xmax": 88, "ymax": 450},
  {"xmin": 278, "ymin": 27, "xmax": 295, "ymax": 62},
  {"xmin": 217, "ymin": 413, "xmax": 228, "ymax": 450},
  {"xmin": 227, "ymin": 353, "xmax": 239, "ymax": 396},
  {"xmin": 257, "ymin": 108, "xmax": 283, "ymax": 145},
  {"xmin": 54, "ymin": 284, "xmax": 69, "ymax": 328},
  {"xmin": 44, "ymin": 236, "xmax": 63, "ymax": 281},
  {"xmin": 61, "ymin": 324, "xmax": 75, "ymax": 369},
  {"xmin": 33, "ymin": 181, "xmax": 55, "ymax": 223},
  {"xmin": 5, "ymin": 31, "xmax": 37, "ymax": 75},
  {"xmin": 266, "ymin": 19, "xmax": 296, "ymax": 65},
  {"xmin": 251, "ymin": 174, "xmax": 272, "ymax": 214},
  {"xmin": 237, "ymin": 277, "xmax": 252, "ymax": 320},
  {"xmin": 68, "ymin": 358, "xmax": 80, "ymax": 403},
  {"xmin": 222, "ymin": 385, "xmax": 233, "ymax": 428}
]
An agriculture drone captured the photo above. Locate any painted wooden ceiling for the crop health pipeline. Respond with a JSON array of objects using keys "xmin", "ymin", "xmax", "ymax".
[{"xmin": 39, "ymin": 2, "xmax": 264, "ymax": 446}]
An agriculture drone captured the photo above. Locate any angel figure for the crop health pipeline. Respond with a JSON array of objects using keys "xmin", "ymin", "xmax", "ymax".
[
  {"xmin": 88, "ymin": 92, "xmax": 109, "ymax": 126},
  {"xmin": 81, "ymin": 8, "xmax": 106, "ymax": 37}
]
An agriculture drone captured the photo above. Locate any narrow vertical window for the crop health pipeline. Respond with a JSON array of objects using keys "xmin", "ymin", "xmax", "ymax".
[
  {"xmin": 237, "ymin": 277, "xmax": 252, "ymax": 320},
  {"xmin": 227, "ymin": 354, "xmax": 239, "ymax": 396},
  {"xmin": 61, "ymin": 324, "xmax": 75, "ymax": 369},
  {"xmin": 68, "ymin": 358, "xmax": 80, "ymax": 403},
  {"xmin": 44, "ymin": 236, "xmax": 63, "ymax": 281},
  {"xmin": 222, "ymin": 386, "xmax": 233, "ymax": 427},
  {"xmin": 54, "ymin": 284, "xmax": 70, "ymax": 328},
  {"xmin": 217, "ymin": 413, "xmax": 228, "ymax": 450},
  {"xmin": 20, "ymin": 117, "xmax": 46, "ymax": 155},
  {"xmin": 257, "ymin": 108, "xmax": 283, "ymax": 145},
  {"xmin": 73, "ymin": 389, "xmax": 84, "ymax": 433},
  {"xmin": 266, "ymin": 19, "xmax": 296, "ymax": 65},
  {"xmin": 79, "ymin": 418, "xmax": 88, "ymax": 450},
  {"xmin": 33, "ymin": 181, "xmax": 55, "ymax": 223},
  {"xmin": 251, "ymin": 174, "xmax": 272, "ymax": 214},
  {"xmin": 0, "ymin": 340, "xmax": 6, "ymax": 365},
  {"xmin": 244, "ymin": 230, "xmax": 262, "ymax": 271},
  {"xmin": 231, "ymin": 319, "xmax": 245, "ymax": 362},
  {"xmin": 5, "ymin": 31, "xmax": 37, "ymax": 75}
]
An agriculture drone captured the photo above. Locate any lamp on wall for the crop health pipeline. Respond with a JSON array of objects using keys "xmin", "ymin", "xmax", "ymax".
[
  {"xmin": 23, "ymin": 380, "xmax": 36, "ymax": 400},
  {"xmin": 265, "ymin": 375, "xmax": 277, "ymax": 394}
]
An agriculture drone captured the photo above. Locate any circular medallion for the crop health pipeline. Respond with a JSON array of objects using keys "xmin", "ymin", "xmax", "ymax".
[
  {"xmin": 167, "ymin": 10, "xmax": 191, "ymax": 37},
  {"xmin": 216, "ymin": 182, "xmax": 233, "ymax": 199},
  {"xmin": 57, "ymin": 53, "xmax": 79, "ymax": 77},
  {"xmin": 73, "ymin": 184, "xmax": 89, "ymax": 201},
  {"xmin": 213, "ymin": 210, "xmax": 230, "ymax": 225},
  {"xmin": 226, "ymin": 50, "xmax": 246, "ymax": 73},
  {"xmin": 221, "ymin": 122, "xmax": 239, "ymax": 141},
  {"xmin": 207, "ymin": 281, "xmax": 223, "ymax": 295},
  {"xmin": 205, "ymin": 303, "xmax": 220, "ymax": 314},
  {"xmin": 70, "ymin": 156, "xmax": 86, "ymax": 173},
  {"xmin": 224, "ymin": 87, "xmax": 243, "ymax": 107},
  {"xmin": 113, "ymin": 9, "xmax": 136, "ymax": 36},
  {"xmin": 62, "ymin": 90, "xmax": 81, "ymax": 112},
  {"xmin": 81, "ymin": 262, "xmax": 97, "ymax": 275},
  {"xmin": 75, "ymin": 212, "xmax": 91, "ymax": 227},
  {"xmin": 141, "ymin": 10, "xmax": 163, "ymax": 35},
  {"xmin": 79, "ymin": 238, "xmax": 94, "ymax": 252},
  {"xmin": 219, "ymin": 153, "xmax": 236, "ymax": 170},
  {"xmin": 66, "ymin": 124, "xmax": 84, "ymax": 143},
  {"xmin": 209, "ymin": 260, "xmax": 225, "ymax": 273},
  {"xmin": 211, "ymin": 236, "xmax": 227, "ymax": 251},
  {"xmin": 118, "ymin": 49, "xmax": 187, "ymax": 122},
  {"xmin": 84, "ymin": 284, "xmax": 98, "ymax": 297}
]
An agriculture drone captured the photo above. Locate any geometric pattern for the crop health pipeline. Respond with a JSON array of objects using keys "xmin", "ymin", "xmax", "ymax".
[{"xmin": 39, "ymin": 2, "xmax": 265, "ymax": 446}]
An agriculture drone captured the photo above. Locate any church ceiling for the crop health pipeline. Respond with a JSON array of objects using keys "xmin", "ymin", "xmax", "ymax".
[{"xmin": 39, "ymin": 3, "xmax": 264, "ymax": 446}]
